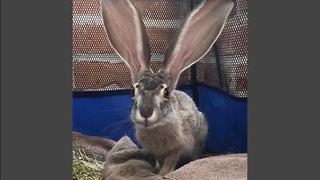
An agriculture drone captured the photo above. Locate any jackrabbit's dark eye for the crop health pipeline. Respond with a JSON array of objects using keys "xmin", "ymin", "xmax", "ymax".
[
  {"xmin": 164, "ymin": 88, "xmax": 170, "ymax": 98},
  {"xmin": 134, "ymin": 83, "xmax": 140, "ymax": 89}
]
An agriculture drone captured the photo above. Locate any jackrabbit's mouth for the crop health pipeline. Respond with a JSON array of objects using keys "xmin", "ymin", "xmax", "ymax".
[{"xmin": 134, "ymin": 119, "xmax": 159, "ymax": 128}]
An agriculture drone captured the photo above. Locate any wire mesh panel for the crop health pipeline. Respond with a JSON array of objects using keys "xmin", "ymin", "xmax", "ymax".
[
  {"xmin": 72, "ymin": 0, "xmax": 248, "ymax": 97},
  {"xmin": 73, "ymin": 0, "xmax": 192, "ymax": 91},
  {"xmin": 196, "ymin": 0, "xmax": 248, "ymax": 97}
]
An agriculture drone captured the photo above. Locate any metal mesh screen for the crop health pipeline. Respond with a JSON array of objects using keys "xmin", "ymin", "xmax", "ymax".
[
  {"xmin": 195, "ymin": 0, "xmax": 248, "ymax": 97},
  {"xmin": 72, "ymin": 0, "xmax": 192, "ymax": 91},
  {"xmin": 72, "ymin": 0, "xmax": 248, "ymax": 97}
]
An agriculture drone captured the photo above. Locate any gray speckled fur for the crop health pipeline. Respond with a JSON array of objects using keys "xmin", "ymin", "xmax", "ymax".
[{"xmin": 135, "ymin": 90, "xmax": 208, "ymax": 161}]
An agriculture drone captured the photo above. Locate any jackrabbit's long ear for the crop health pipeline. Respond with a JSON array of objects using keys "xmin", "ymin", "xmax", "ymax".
[
  {"xmin": 100, "ymin": 0, "xmax": 151, "ymax": 76},
  {"xmin": 163, "ymin": 0, "xmax": 234, "ymax": 88}
]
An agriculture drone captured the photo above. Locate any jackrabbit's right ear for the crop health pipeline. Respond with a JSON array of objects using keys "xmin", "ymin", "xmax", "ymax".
[
  {"xmin": 100, "ymin": 0, "xmax": 151, "ymax": 77},
  {"xmin": 162, "ymin": 0, "xmax": 234, "ymax": 89}
]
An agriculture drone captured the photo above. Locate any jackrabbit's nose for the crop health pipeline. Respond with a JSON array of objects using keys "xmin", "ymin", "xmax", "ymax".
[{"xmin": 139, "ymin": 108, "xmax": 153, "ymax": 119}]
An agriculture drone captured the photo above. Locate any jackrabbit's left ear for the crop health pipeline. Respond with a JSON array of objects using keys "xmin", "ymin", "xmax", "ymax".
[{"xmin": 162, "ymin": 0, "xmax": 234, "ymax": 89}]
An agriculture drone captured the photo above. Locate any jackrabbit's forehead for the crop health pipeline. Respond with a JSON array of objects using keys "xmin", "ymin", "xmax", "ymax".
[{"xmin": 137, "ymin": 74, "xmax": 165, "ymax": 90}]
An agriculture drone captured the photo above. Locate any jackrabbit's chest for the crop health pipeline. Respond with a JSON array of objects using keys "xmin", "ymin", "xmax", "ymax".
[{"xmin": 135, "ymin": 123, "xmax": 195, "ymax": 156}]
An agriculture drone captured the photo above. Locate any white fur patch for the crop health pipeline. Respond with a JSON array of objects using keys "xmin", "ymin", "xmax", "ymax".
[
  {"xmin": 136, "ymin": 95, "xmax": 142, "ymax": 107},
  {"xmin": 154, "ymin": 95, "xmax": 161, "ymax": 107},
  {"xmin": 135, "ymin": 109, "xmax": 145, "ymax": 123}
]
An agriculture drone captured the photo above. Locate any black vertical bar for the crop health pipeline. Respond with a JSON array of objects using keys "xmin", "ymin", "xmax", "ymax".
[
  {"xmin": 191, "ymin": 65, "xmax": 199, "ymax": 106},
  {"xmin": 190, "ymin": 0, "xmax": 199, "ymax": 107},
  {"xmin": 213, "ymin": 43, "xmax": 228, "ymax": 92}
]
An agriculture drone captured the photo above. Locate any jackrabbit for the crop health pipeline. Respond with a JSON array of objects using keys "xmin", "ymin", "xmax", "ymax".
[{"xmin": 100, "ymin": 0, "xmax": 234, "ymax": 175}]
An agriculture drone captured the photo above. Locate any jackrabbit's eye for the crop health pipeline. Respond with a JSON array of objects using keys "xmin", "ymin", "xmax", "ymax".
[
  {"xmin": 134, "ymin": 83, "xmax": 140, "ymax": 89},
  {"xmin": 160, "ymin": 84, "xmax": 169, "ymax": 99}
]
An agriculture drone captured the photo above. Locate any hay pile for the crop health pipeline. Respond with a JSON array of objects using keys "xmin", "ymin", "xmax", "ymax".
[{"xmin": 73, "ymin": 142, "xmax": 104, "ymax": 180}]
